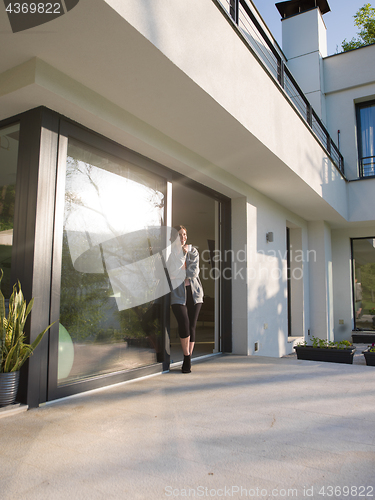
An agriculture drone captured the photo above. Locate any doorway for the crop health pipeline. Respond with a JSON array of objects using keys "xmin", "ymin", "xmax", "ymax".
[
  {"xmin": 286, "ymin": 223, "xmax": 304, "ymax": 338},
  {"xmin": 170, "ymin": 181, "xmax": 219, "ymax": 362},
  {"xmin": 352, "ymin": 237, "xmax": 375, "ymax": 331}
]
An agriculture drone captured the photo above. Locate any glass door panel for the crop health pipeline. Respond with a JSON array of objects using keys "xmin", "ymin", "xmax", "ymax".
[
  {"xmin": 58, "ymin": 138, "xmax": 166, "ymax": 385},
  {"xmin": 0, "ymin": 123, "xmax": 19, "ymax": 298},
  {"xmin": 170, "ymin": 182, "xmax": 218, "ymax": 362},
  {"xmin": 352, "ymin": 238, "xmax": 375, "ymax": 331}
]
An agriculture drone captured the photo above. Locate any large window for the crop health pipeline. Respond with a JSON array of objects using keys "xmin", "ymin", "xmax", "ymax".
[
  {"xmin": 0, "ymin": 109, "xmax": 232, "ymax": 406},
  {"xmin": 356, "ymin": 101, "xmax": 375, "ymax": 178},
  {"xmin": 0, "ymin": 123, "xmax": 19, "ymax": 298},
  {"xmin": 57, "ymin": 138, "xmax": 166, "ymax": 385},
  {"xmin": 352, "ymin": 238, "xmax": 375, "ymax": 331}
]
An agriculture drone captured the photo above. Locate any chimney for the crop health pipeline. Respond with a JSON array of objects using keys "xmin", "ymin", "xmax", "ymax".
[{"xmin": 276, "ymin": 0, "xmax": 330, "ymax": 122}]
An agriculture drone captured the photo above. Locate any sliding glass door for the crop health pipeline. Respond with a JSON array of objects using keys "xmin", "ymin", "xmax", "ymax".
[
  {"xmin": 352, "ymin": 238, "xmax": 375, "ymax": 331},
  {"xmin": 0, "ymin": 123, "xmax": 19, "ymax": 298},
  {"xmin": 48, "ymin": 123, "xmax": 169, "ymax": 397}
]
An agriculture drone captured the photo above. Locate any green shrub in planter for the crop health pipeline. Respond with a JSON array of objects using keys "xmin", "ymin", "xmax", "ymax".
[
  {"xmin": 0, "ymin": 269, "xmax": 54, "ymax": 374},
  {"xmin": 0, "ymin": 270, "xmax": 54, "ymax": 406},
  {"xmin": 294, "ymin": 337, "xmax": 356, "ymax": 364}
]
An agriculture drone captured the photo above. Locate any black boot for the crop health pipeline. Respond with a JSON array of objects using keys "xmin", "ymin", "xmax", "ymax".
[{"xmin": 181, "ymin": 355, "xmax": 191, "ymax": 373}]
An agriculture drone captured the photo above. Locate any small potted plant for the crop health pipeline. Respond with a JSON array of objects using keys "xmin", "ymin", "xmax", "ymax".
[
  {"xmin": 0, "ymin": 270, "xmax": 53, "ymax": 407},
  {"xmin": 362, "ymin": 343, "xmax": 375, "ymax": 366},
  {"xmin": 294, "ymin": 337, "xmax": 356, "ymax": 364}
]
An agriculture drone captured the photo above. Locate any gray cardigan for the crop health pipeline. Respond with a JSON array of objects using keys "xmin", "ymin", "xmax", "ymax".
[{"xmin": 169, "ymin": 247, "xmax": 204, "ymax": 306}]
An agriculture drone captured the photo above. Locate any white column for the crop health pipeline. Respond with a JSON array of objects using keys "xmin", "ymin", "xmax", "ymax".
[
  {"xmin": 231, "ymin": 197, "xmax": 249, "ymax": 354},
  {"xmin": 308, "ymin": 220, "xmax": 334, "ymax": 341}
]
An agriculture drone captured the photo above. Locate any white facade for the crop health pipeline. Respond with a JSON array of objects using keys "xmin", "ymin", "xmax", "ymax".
[
  {"xmin": 282, "ymin": 7, "xmax": 327, "ymax": 120},
  {"xmin": 0, "ymin": 0, "xmax": 375, "ymax": 370}
]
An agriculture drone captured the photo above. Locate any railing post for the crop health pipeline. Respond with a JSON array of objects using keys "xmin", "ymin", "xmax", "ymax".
[
  {"xmin": 327, "ymin": 135, "xmax": 331, "ymax": 156},
  {"xmin": 307, "ymin": 104, "xmax": 312, "ymax": 127},
  {"xmin": 359, "ymin": 159, "xmax": 363, "ymax": 178},
  {"xmin": 230, "ymin": 0, "xmax": 239, "ymax": 24},
  {"xmin": 277, "ymin": 58, "xmax": 284, "ymax": 88}
]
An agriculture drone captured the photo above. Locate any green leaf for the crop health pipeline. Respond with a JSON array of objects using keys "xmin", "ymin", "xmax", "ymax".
[
  {"xmin": 342, "ymin": 3, "xmax": 375, "ymax": 51},
  {"xmin": 0, "ymin": 269, "xmax": 55, "ymax": 373}
]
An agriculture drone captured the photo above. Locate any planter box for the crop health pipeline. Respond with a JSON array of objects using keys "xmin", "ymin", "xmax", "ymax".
[
  {"xmin": 294, "ymin": 346, "xmax": 356, "ymax": 364},
  {"xmin": 352, "ymin": 332, "xmax": 375, "ymax": 343},
  {"xmin": 363, "ymin": 349, "xmax": 375, "ymax": 366}
]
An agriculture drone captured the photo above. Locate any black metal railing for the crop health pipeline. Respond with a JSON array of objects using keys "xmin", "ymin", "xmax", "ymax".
[
  {"xmin": 359, "ymin": 156, "xmax": 375, "ymax": 177},
  {"xmin": 217, "ymin": 0, "xmax": 345, "ymax": 175}
]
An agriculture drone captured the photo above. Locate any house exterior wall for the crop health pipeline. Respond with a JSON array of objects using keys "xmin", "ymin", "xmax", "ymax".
[
  {"xmin": 1, "ymin": 0, "xmax": 375, "ymax": 405},
  {"xmin": 323, "ymin": 46, "xmax": 375, "ymax": 343},
  {"xmin": 232, "ymin": 188, "xmax": 310, "ymax": 357},
  {"xmin": 324, "ymin": 46, "xmax": 375, "ymax": 180},
  {"xmin": 0, "ymin": 0, "xmax": 349, "ymax": 222},
  {"xmin": 282, "ymin": 8, "xmax": 327, "ymax": 121}
]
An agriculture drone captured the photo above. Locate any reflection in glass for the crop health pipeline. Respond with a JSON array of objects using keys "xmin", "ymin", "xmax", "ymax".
[
  {"xmin": 58, "ymin": 139, "xmax": 166, "ymax": 385},
  {"xmin": 353, "ymin": 238, "xmax": 375, "ymax": 331},
  {"xmin": 0, "ymin": 123, "xmax": 19, "ymax": 298},
  {"xmin": 357, "ymin": 102, "xmax": 375, "ymax": 177}
]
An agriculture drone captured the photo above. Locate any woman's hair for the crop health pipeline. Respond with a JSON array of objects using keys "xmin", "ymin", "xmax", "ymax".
[{"xmin": 171, "ymin": 225, "xmax": 187, "ymax": 242}]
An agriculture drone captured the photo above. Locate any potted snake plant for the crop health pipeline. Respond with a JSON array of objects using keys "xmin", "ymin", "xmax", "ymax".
[{"xmin": 0, "ymin": 270, "xmax": 53, "ymax": 407}]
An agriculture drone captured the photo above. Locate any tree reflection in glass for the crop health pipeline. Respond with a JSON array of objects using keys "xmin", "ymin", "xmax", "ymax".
[
  {"xmin": 58, "ymin": 139, "xmax": 166, "ymax": 384},
  {"xmin": 0, "ymin": 123, "xmax": 19, "ymax": 298}
]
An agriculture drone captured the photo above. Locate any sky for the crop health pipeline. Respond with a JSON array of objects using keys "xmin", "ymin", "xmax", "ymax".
[{"xmin": 253, "ymin": 0, "xmax": 373, "ymax": 56}]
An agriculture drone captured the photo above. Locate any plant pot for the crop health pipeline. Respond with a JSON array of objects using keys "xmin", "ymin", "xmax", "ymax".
[
  {"xmin": 294, "ymin": 346, "xmax": 356, "ymax": 364},
  {"xmin": 363, "ymin": 349, "xmax": 375, "ymax": 366},
  {"xmin": 352, "ymin": 332, "xmax": 375, "ymax": 343},
  {"xmin": 0, "ymin": 371, "xmax": 20, "ymax": 407}
]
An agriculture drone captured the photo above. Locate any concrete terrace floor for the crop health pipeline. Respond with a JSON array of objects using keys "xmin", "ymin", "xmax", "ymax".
[{"xmin": 1, "ymin": 354, "xmax": 375, "ymax": 500}]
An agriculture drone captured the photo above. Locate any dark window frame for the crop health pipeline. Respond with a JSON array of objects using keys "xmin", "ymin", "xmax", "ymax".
[
  {"xmin": 0, "ymin": 107, "xmax": 232, "ymax": 406},
  {"xmin": 48, "ymin": 119, "xmax": 172, "ymax": 401},
  {"xmin": 356, "ymin": 99, "xmax": 375, "ymax": 178},
  {"xmin": 351, "ymin": 236, "xmax": 375, "ymax": 332}
]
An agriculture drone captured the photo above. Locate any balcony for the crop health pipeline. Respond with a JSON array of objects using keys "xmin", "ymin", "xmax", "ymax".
[
  {"xmin": 359, "ymin": 156, "xmax": 375, "ymax": 178},
  {"xmin": 214, "ymin": 0, "xmax": 344, "ymax": 175},
  {"xmin": 0, "ymin": 0, "xmax": 349, "ymax": 223}
]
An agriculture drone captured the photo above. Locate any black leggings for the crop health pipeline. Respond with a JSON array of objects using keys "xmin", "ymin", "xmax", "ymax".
[{"xmin": 172, "ymin": 286, "xmax": 202, "ymax": 343}]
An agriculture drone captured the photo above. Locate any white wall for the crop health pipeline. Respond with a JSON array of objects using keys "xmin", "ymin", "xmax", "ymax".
[
  {"xmin": 282, "ymin": 8, "xmax": 327, "ymax": 59},
  {"xmin": 231, "ymin": 190, "xmax": 309, "ymax": 357},
  {"xmin": 324, "ymin": 46, "xmax": 375, "ymax": 180},
  {"xmin": 282, "ymin": 8, "xmax": 327, "ymax": 121},
  {"xmin": 289, "ymin": 225, "xmax": 304, "ymax": 338},
  {"xmin": 348, "ymin": 179, "xmax": 375, "ymax": 222},
  {"xmin": 232, "ymin": 197, "xmax": 249, "ymax": 355},
  {"xmin": 307, "ymin": 220, "xmax": 334, "ymax": 341}
]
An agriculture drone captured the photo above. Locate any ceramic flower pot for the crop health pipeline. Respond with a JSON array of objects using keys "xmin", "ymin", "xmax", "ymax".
[{"xmin": 0, "ymin": 371, "xmax": 20, "ymax": 407}]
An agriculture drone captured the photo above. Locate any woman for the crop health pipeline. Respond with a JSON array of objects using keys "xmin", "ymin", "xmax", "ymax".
[{"xmin": 168, "ymin": 225, "xmax": 203, "ymax": 373}]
